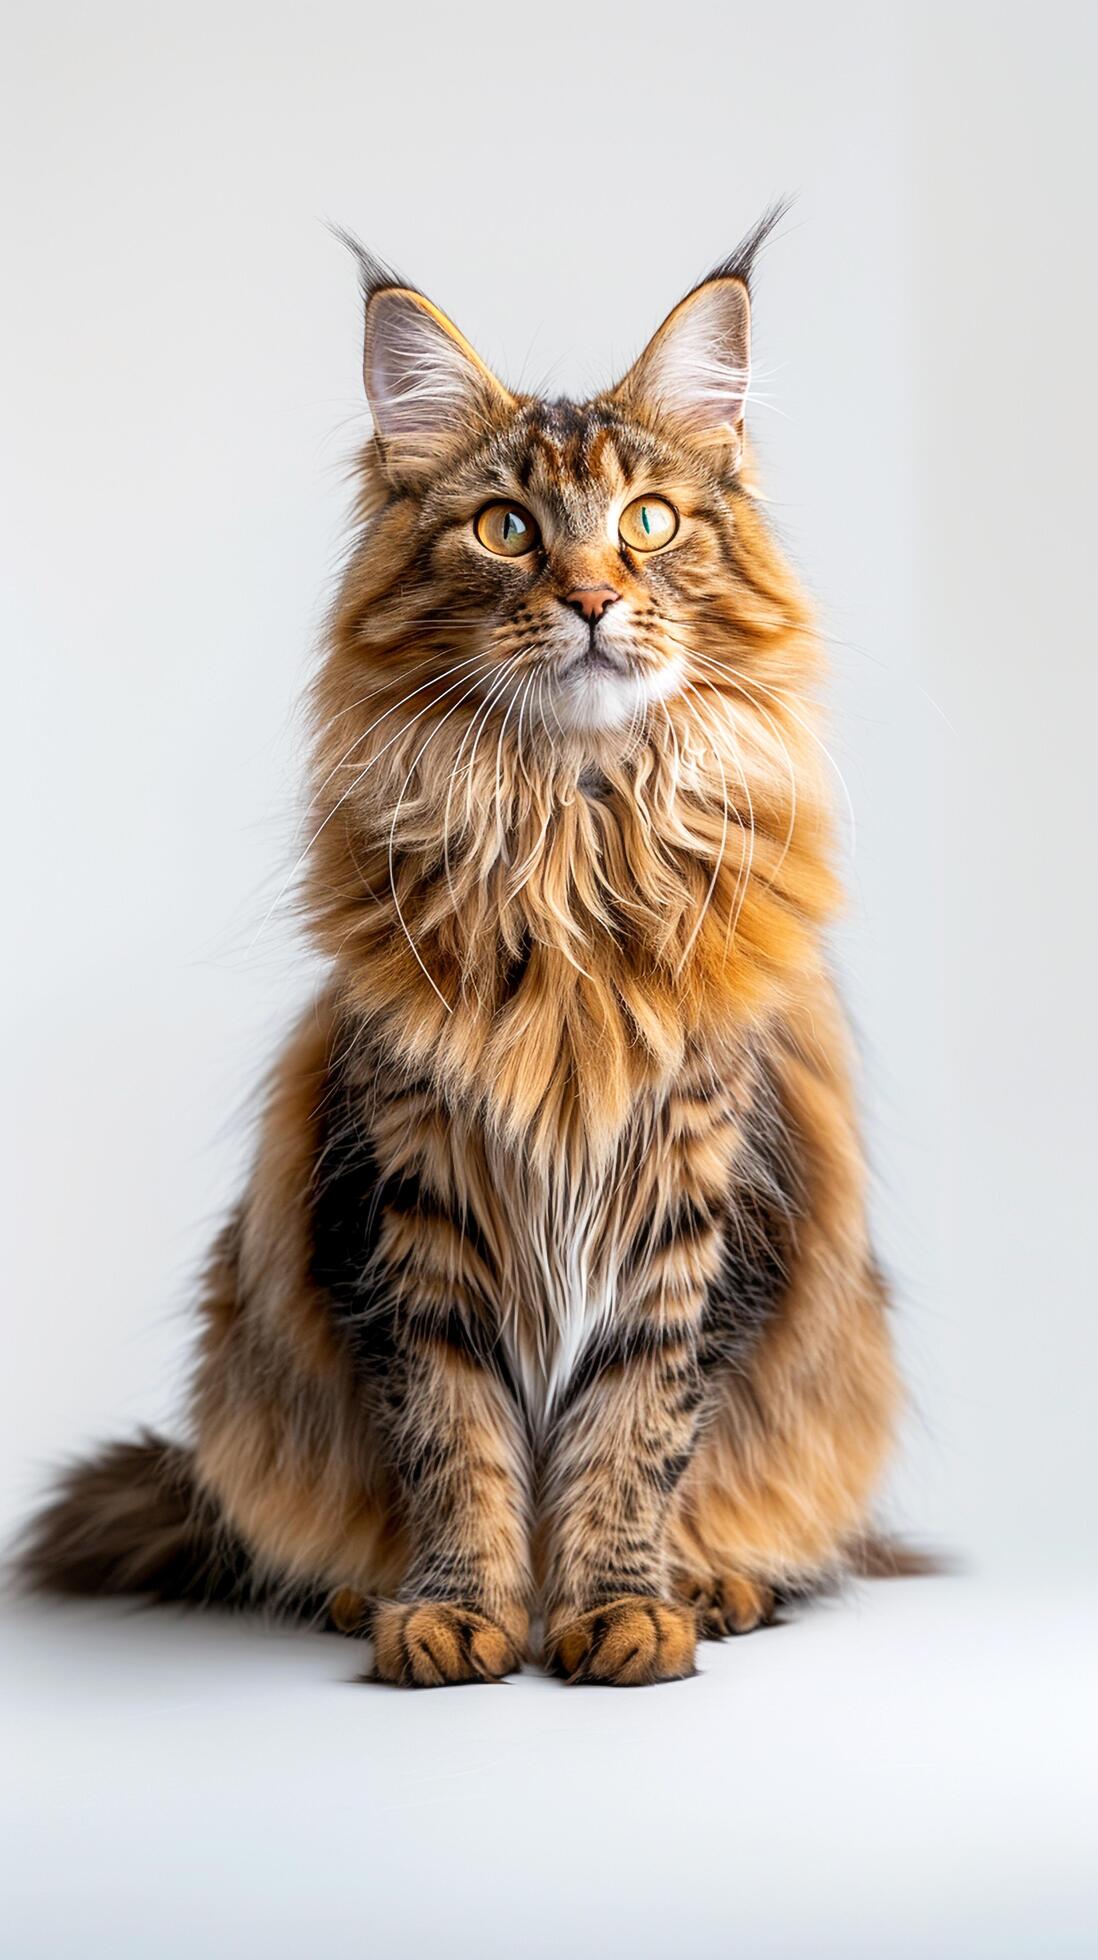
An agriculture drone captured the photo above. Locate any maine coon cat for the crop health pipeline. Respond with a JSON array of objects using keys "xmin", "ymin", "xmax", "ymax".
[{"xmin": 23, "ymin": 211, "xmax": 905, "ymax": 1685}]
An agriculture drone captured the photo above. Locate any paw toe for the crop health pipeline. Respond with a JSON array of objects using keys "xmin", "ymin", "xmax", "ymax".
[
  {"xmin": 548, "ymin": 1596, "xmax": 696, "ymax": 1686},
  {"xmin": 372, "ymin": 1601, "xmax": 522, "ymax": 1686},
  {"xmin": 688, "ymin": 1574, "xmax": 775, "ymax": 1638}
]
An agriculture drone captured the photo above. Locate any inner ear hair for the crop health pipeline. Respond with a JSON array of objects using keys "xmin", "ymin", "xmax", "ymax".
[
  {"xmin": 332, "ymin": 231, "xmax": 514, "ymax": 484},
  {"xmin": 619, "ymin": 277, "xmax": 752, "ymax": 443}
]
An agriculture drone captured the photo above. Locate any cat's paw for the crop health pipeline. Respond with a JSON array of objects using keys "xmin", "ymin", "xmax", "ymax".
[
  {"xmin": 546, "ymin": 1596, "xmax": 697, "ymax": 1686},
  {"xmin": 685, "ymin": 1573, "xmax": 775, "ymax": 1639},
  {"xmin": 327, "ymin": 1586, "xmax": 373, "ymax": 1635},
  {"xmin": 371, "ymin": 1600, "xmax": 524, "ymax": 1686}
]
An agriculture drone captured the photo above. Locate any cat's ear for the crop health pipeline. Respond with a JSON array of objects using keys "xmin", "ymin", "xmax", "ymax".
[
  {"xmin": 613, "ymin": 279, "xmax": 751, "ymax": 457},
  {"xmin": 610, "ymin": 204, "xmax": 788, "ymax": 467},
  {"xmin": 336, "ymin": 235, "xmax": 514, "ymax": 485}
]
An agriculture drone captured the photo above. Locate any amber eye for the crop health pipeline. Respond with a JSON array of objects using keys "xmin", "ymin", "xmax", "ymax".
[
  {"xmin": 619, "ymin": 495, "xmax": 679, "ymax": 552},
  {"xmin": 474, "ymin": 502, "xmax": 540, "ymax": 557}
]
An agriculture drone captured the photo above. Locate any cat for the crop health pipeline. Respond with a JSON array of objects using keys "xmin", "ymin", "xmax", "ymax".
[{"xmin": 21, "ymin": 209, "xmax": 910, "ymax": 1686}]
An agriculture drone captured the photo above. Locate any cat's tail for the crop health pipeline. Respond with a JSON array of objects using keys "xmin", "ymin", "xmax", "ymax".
[
  {"xmin": 16, "ymin": 1431, "xmax": 261, "ymax": 1610},
  {"xmin": 847, "ymin": 1530, "xmax": 951, "ymax": 1579}
]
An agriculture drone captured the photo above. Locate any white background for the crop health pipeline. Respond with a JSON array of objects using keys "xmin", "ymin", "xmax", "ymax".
[{"xmin": 2, "ymin": 4, "xmax": 1095, "ymax": 1955}]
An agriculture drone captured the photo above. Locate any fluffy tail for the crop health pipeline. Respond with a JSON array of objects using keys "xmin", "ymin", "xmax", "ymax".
[
  {"xmin": 17, "ymin": 1431, "xmax": 262, "ymax": 1609},
  {"xmin": 847, "ymin": 1530, "xmax": 950, "ymax": 1580}
]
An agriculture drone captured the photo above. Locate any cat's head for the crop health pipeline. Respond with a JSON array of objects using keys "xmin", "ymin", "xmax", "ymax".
[{"xmin": 337, "ymin": 208, "xmax": 795, "ymax": 743}]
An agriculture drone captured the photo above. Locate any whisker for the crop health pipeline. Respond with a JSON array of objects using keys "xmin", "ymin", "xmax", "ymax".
[
  {"xmin": 311, "ymin": 649, "xmax": 491, "ymax": 805},
  {"xmin": 460, "ymin": 652, "xmax": 527, "ymax": 834},
  {"xmin": 513, "ymin": 665, "xmax": 539, "ymax": 801},
  {"xmin": 676, "ymin": 646, "xmax": 798, "ymax": 892},
  {"xmin": 386, "ymin": 659, "xmax": 515, "ymax": 1013},
  {"xmin": 249, "ymin": 654, "xmax": 497, "ymax": 952},
  {"xmin": 676, "ymin": 678, "xmax": 734, "ymax": 971},
  {"xmin": 680, "ymin": 673, "xmax": 756, "ymax": 961},
  {"xmin": 819, "ymin": 627, "xmax": 960, "ymax": 738},
  {"xmin": 492, "ymin": 656, "xmax": 526, "ymax": 859},
  {"xmin": 441, "ymin": 653, "xmax": 526, "ymax": 917},
  {"xmin": 685, "ymin": 640, "xmax": 856, "ymax": 859}
]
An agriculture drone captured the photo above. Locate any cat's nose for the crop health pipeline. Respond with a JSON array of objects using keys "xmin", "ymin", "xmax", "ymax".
[{"xmin": 561, "ymin": 586, "xmax": 621, "ymax": 624}]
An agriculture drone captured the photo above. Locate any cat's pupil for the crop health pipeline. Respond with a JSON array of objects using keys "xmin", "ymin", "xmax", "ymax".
[
  {"xmin": 504, "ymin": 511, "xmax": 523, "ymax": 541},
  {"xmin": 641, "ymin": 505, "xmax": 652, "ymax": 536}
]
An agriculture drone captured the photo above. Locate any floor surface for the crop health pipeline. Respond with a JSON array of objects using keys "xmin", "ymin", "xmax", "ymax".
[{"xmin": 3, "ymin": 1574, "xmax": 1094, "ymax": 1958}]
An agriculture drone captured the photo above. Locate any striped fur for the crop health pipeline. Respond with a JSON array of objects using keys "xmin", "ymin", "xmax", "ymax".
[{"xmin": 21, "ymin": 219, "xmax": 904, "ymax": 1686}]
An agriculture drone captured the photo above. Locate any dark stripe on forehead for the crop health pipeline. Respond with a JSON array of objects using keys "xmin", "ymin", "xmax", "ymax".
[
  {"xmin": 512, "ymin": 400, "xmax": 643, "ymax": 498},
  {"xmin": 539, "ymin": 399, "xmax": 588, "ymax": 440},
  {"xmin": 522, "ymin": 402, "xmax": 587, "ymax": 482}
]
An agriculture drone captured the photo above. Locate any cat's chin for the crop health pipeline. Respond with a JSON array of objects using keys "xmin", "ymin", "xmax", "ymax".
[{"xmin": 547, "ymin": 652, "xmax": 683, "ymax": 735}]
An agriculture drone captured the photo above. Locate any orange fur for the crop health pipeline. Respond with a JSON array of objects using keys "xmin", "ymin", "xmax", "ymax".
[{"xmin": 21, "ymin": 219, "xmax": 907, "ymax": 1686}]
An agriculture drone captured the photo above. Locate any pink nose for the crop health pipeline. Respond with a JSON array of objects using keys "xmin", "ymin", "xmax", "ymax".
[{"xmin": 562, "ymin": 585, "xmax": 621, "ymax": 624}]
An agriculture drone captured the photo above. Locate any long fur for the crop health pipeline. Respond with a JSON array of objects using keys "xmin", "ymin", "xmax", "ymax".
[{"xmin": 20, "ymin": 221, "xmax": 914, "ymax": 1685}]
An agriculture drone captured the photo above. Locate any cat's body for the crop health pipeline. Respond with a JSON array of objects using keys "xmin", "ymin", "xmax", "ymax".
[{"xmin": 23, "ymin": 215, "xmax": 904, "ymax": 1684}]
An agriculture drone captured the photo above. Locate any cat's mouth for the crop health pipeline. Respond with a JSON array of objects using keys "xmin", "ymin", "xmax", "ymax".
[
  {"xmin": 532, "ymin": 610, "xmax": 682, "ymax": 734},
  {"xmin": 559, "ymin": 637, "xmax": 632, "ymax": 681}
]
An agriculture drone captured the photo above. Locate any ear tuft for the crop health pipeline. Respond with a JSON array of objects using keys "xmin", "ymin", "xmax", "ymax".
[
  {"xmin": 701, "ymin": 196, "xmax": 793, "ymax": 294},
  {"xmin": 328, "ymin": 224, "xmax": 411, "ymax": 309},
  {"xmin": 610, "ymin": 200, "xmax": 791, "ymax": 453}
]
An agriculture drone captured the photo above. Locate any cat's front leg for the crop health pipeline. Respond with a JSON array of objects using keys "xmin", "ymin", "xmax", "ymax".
[
  {"xmin": 542, "ymin": 1318, "xmax": 704, "ymax": 1686},
  {"xmin": 372, "ymin": 1329, "xmax": 533, "ymax": 1686}
]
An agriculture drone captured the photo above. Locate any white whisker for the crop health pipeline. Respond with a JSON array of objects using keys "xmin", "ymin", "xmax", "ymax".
[
  {"xmin": 386, "ymin": 659, "xmax": 514, "ymax": 1013},
  {"xmin": 249, "ymin": 653, "xmax": 497, "ymax": 953}
]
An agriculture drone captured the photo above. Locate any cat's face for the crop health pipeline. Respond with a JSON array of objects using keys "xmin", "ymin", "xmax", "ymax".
[
  {"xmin": 393, "ymin": 399, "xmax": 741, "ymax": 735},
  {"xmin": 352, "ymin": 253, "xmax": 760, "ymax": 739}
]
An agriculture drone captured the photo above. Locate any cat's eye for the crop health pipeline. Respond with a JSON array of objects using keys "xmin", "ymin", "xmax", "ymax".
[
  {"xmin": 619, "ymin": 495, "xmax": 679, "ymax": 553},
  {"xmin": 474, "ymin": 502, "xmax": 540, "ymax": 557}
]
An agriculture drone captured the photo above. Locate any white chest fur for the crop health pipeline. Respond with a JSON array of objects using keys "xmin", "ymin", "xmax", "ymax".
[{"xmin": 494, "ymin": 1152, "xmax": 626, "ymax": 1430}]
